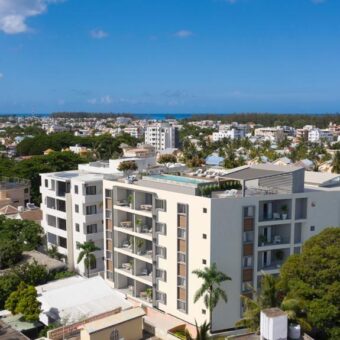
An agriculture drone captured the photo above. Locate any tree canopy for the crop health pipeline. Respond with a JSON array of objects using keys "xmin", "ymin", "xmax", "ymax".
[
  {"xmin": 278, "ymin": 227, "xmax": 340, "ymax": 339},
  {"xmin": 0, "ymin": 217, "xmax": 43, "ymax": 269}
]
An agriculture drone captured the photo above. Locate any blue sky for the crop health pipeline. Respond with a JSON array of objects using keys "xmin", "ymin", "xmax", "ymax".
[{"xmin": 0, "ymin": 0, "xmax": 339, "ymax": 114}]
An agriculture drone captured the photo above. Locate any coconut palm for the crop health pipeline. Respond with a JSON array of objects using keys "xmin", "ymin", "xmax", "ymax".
[
  {"xmin": 192, "ymin": 263, "xmax": 231, "ymax": 329},
  {"xmin": 77, "ymin": 240, "xmax": 100, "ymax": 277},
  {"xmin": 236, "ymin": 273, "xmax": 311, "ymax": 333}
]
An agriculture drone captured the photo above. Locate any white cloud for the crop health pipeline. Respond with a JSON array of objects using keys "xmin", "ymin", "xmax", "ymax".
[
  {"xmin": 0, "ymin": 0, "xmax": 65, "ymax": 34},
  {"xmin": 100, "ymin": 95, "xmax": 112, "ymax": 104},
  {"xmin": 174, "ymin": 30, "xmax": 193, "ymax": 38},
  {"xmin": 90, "ymin": 28, "xmax": 108, "ymax": 39},
  {"xmin": 87, "ymin": 98, "xmax": 97, "ymax": 105}
]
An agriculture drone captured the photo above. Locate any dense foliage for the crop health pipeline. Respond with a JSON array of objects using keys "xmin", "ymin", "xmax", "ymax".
[
  {"xmin": 0, "ymin": 151, "xmax": 89, "ymax": 203},
  {"xmin": 278, "ymin": 227, "xmax": 340, "ymax": 339},
  {"xmin": 5, "ymin": 282, "xmax": 41, "ymax": 321},
  {"xmin": 158, "ymin": 154, "xmax": 177, "ymax": 164},
  {"xmin": 0, "ymin": 261, "xmax": 74, "ymax": 309},
  {"xmin": 117, "ymin": 160, "xmax": 138, "ymax": 172},
  {"xmin": 0, "ymin": 217, "xmax": 43, "ymax": 269},
  {"xmin": 16, "ymin": 131, "xmax": 138, "ymax": 157},
  {"xmin": 186, "ymin": 113, "xmax": 340, "ymax": 128}
]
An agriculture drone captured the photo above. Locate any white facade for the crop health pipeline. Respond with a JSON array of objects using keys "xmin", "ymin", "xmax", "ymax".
[
  {"xmin": 102, "ymin": 166, "xmax": 340, "ymax": 332},
  {"xmin": 212, "ymin": 128, "xmax": 245, "ymax": 141},
  {"xmin": 308, "ymin": 128, "xmax": 333, "ymax": 143},
  {"xmin": 123, "ymin": 126, "xmax": 143, "ymax": 139},
  {"xmin": 144, "ymin": 123, "xmax": 175, "ymax": 151},
  {"xmin": 40, "ymin": 171, "xmax": 105, "ymax": 277}
]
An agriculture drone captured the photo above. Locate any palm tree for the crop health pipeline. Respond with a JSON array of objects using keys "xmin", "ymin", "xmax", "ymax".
[
  {"xmin": 185, "ymin": 320, "xmax": 211, "ymax": 340},
  {"xmin": 77, "ymin": 241, "xmax": 100, "ymax": 277},
  {"xmin": 192, "ymin": 263, "xmax": 231, "ymax": 329},
  {"xmin": 236, "ymin": 274, "xmax": 311, "ymax": 333}
]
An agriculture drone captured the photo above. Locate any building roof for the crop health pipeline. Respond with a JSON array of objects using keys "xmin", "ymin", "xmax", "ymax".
[
  {"xmin": 83, "ymin": 307, "xmax": 145, "ymax": 334},
  {"xmin": 0, "ymin": 204, "xmax": 18, "ymax": 215},
  {"xmin": 20, "ymin": 250, "xmax": 66, "ymax": 272},
  {"xmin": 19, "ymin": 209, "xmax": 42, "ymax": 222},
  {"xmin": 223, "ymin": 164, "xmax": 301, "ymax": 181},
  {"xmin": 304, "ymin": 171, "xmax": 340, "ymax": 187},
  {"xmin": 37, "ymin": 276, "xmax": 132, "ymax": 324}
]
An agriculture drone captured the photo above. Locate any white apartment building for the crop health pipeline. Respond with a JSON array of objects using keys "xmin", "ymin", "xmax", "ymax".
[
  {"xmin": 123, "ymin": 126, "xmax": 143, "ymax": 139},
  {"xmin": 212, "ymin": 128, "xmax": 245, "ymax": 141},
  {"xmin": 102, "ymin": 165, "xmax": 340, "ymax": 332},
  {"xmin": 144, "ymin": 123, "xmax": 177, "ymax": 151},
  {"xmin": 40, "ymin": 171, "xmax": 105, "ymax": 276},
  {"xmin": 308, "ymin": 128, "xmax": 333, "ymax": 143}
]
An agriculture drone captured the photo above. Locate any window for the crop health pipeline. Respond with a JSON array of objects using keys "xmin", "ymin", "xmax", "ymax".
[
  {"xmin": 177, "ymin": 300, "xmax": 186, "ymax": 312},
  {"xmin": 156, "ymin": 222, "xmax": 166, "ymax": 235},
  {"xmin": 310, "ymin": 226, "xmax": 315, "ymax": 231},
  {"xmin": 56, "ymin": 199, "xmax": 66, "ymax": 212},
  {"xmin": 58, "ymin": 218, "xmax": 66, "ymax": 230},
  {"xmin": 47, "ymin": 215, "xmax": 56, "ymax": 227},
  {"xmin": 105, "ymin": 210, "xmax": 112, "ymax": 219},
  {"xmin": 46, "ymin": 197, "xmax": 56, "ymax": 209},
  {"xmin": 177, "ymin": 276, "xmax": 186, "ymax": 287},
  {"xmin": 177, "ymin": 203, "xmax": 188, "ymax": 214},
  {"xmin": 244, "ymin": 206, "xmax": 254, "ymax": 217},
  {"xmin": 87, "ymin": 224, "xmax": 98, "ymax": 234},
  {"xmin": 178, "ymin": 252, "xmax": 186, "ymax": 263},
  {"xmin": 202, "ymin": 259, "xmax": 207, "ymax": 265},
  {"xmin": 86, "ymin": 185, "xmax": 96, "ymax": 195},
  {"xmin": 156, "ymin": 246, "xmax": 166, "ymax": 259},
  {"xmin": 105, "ymin": 189, "xmax": 112, "ymax": 198},
  {"xmin": 75, "ymin": 204, "xmax": 79, "ymax": 213},
  {"xmin": 157, "ymin": 269, "xmax": 166, "ymax": 281},
  {"xmin": 243, "ymin": 231, "xmax": 254, "ymax": 243},
  {"xmin": 75, "ymin": 223, "xmax": 80, "ymax": 232},
  {"xmin": 74, "ymin": 185, "xmax": 78, "ymax": 194},
  {"xmin": 45, "ymin": 179, "xmax": 48, "ymax": 187},
  {"xmin": 202, "ymin": 309, "xmax": 206, "ymax": 315},
  {"xmin": 156, "ymin": 292, "xmax": 167, "ymax": 304},
  {"xmin": 202, "ymin": 233, "xmax": 207, "ymax": 239},
  {"xmin": 243, "ymin": 256, "xmax": 252, "ymax": 268},
  {"xmin": 203, "ymin": 208, "xmax": 207, "ymax": 213},
  {"xmin": 177, "ymin": 228, "xmax": 186, "ymax": 239},
  {"xmin": 58, "ymin": 236, "xmax": 67, "ymax": 248},
  {"xmin": 47, "ymin": 233, "xmax": 57, "ymax": 245},
  {"xmin": 110, "ymin": 329, "xmax": 119, "ymax": 340},
  {"xmin": 155, "ymin": 199, "xmax": 166, "ymax": 211},
  {"xmin": 86, "ymin": 205, "xmax": 97, "ymax": 215},
  {"xmin": 242, "ymin": 281, "xmax": 252, "ymax": 292}
]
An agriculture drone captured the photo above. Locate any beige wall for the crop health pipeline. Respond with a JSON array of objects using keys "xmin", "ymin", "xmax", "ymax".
[
  {"xmin": 0, "ymin": 186, "xmax": 30, "ymax": 208},
  {"xmin": 80, "ymin": 317, "xmax": 143, "ymax": 340}
]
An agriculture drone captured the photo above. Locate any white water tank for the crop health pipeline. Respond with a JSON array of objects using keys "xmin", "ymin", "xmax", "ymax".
[
  {"xmin": 260, "ymin": 308, "xmax": 288, "ymax": 340},
  {"xmin": 289, "ymin": 324, "xmax": 301, "ymax": 339}
]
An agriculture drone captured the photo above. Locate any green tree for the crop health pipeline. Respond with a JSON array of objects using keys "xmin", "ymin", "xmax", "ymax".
[
  {"xmin": 5, "ymin": 282, "xmax": 41, "ymax": 321},
  {"xmin": 278, "ymin": 227, "xmax": 340, "ymax": 339},
  {"xmin": 77, "ymin": 241, "xmax": 100, "ymax": 277},
  {"xmin": 192, "ymin": 263, "xmax": 231, "ymax": 329},
  {"xmin": 332, "ymin": 151, "xmax": 340, "ymax": 174},
  {"xmin": 158, "ymin": 154, "xmax": 177, "ymax": 164},
  {"xmin": 0, "ymin": 239, "xmax": 22, "ymax": 269},
  {"xmin": 236, "ymin": 274, "xmax": 310, "ymax": 333},
  {"xmin": 117, "ymin": 160, "xmax": 138, "ymax": 174}
]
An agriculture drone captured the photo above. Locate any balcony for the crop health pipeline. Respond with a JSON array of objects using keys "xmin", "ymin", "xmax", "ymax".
[
  {"xmin": 257, "ymin": 248, "xmax": 290, "ymax": 272},
  {"xmin": 259, "ymin": 199, "xmax": 292, "ymax": 223},
  {"xmin": 258, "ymin": 224, "xmax": 291, "ymax": 248}
]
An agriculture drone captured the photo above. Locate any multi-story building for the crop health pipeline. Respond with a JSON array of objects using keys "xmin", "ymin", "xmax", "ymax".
[
  {"xmin": 308, "ymin": 128, "xmax": 334, "ymax": 143},
  {"xmin": 40, "ymin": 171, "xmax": 105, "ymax": 276},
  {"xmin": 212, "ymin": 128, "xmax": 246, "ymax": 141},
  {"xmin": 102, "ymin": 164, "xmax": 340, "ymax": 332},
  {"xmin": 123, "ymin": 126, "xmax": 143, "ymax": 139},
  {"xmin": 144, "ymin": 123, "xmax": 178, "ymax": 151},
  {"xmin": 0, "ymin": 177, "xmax": 30, "ymax": 209}
]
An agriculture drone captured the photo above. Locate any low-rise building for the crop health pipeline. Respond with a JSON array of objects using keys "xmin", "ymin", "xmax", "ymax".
[{"xmin": 0, "ymin": 177, "xmax": 30, "ymax": 209}]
